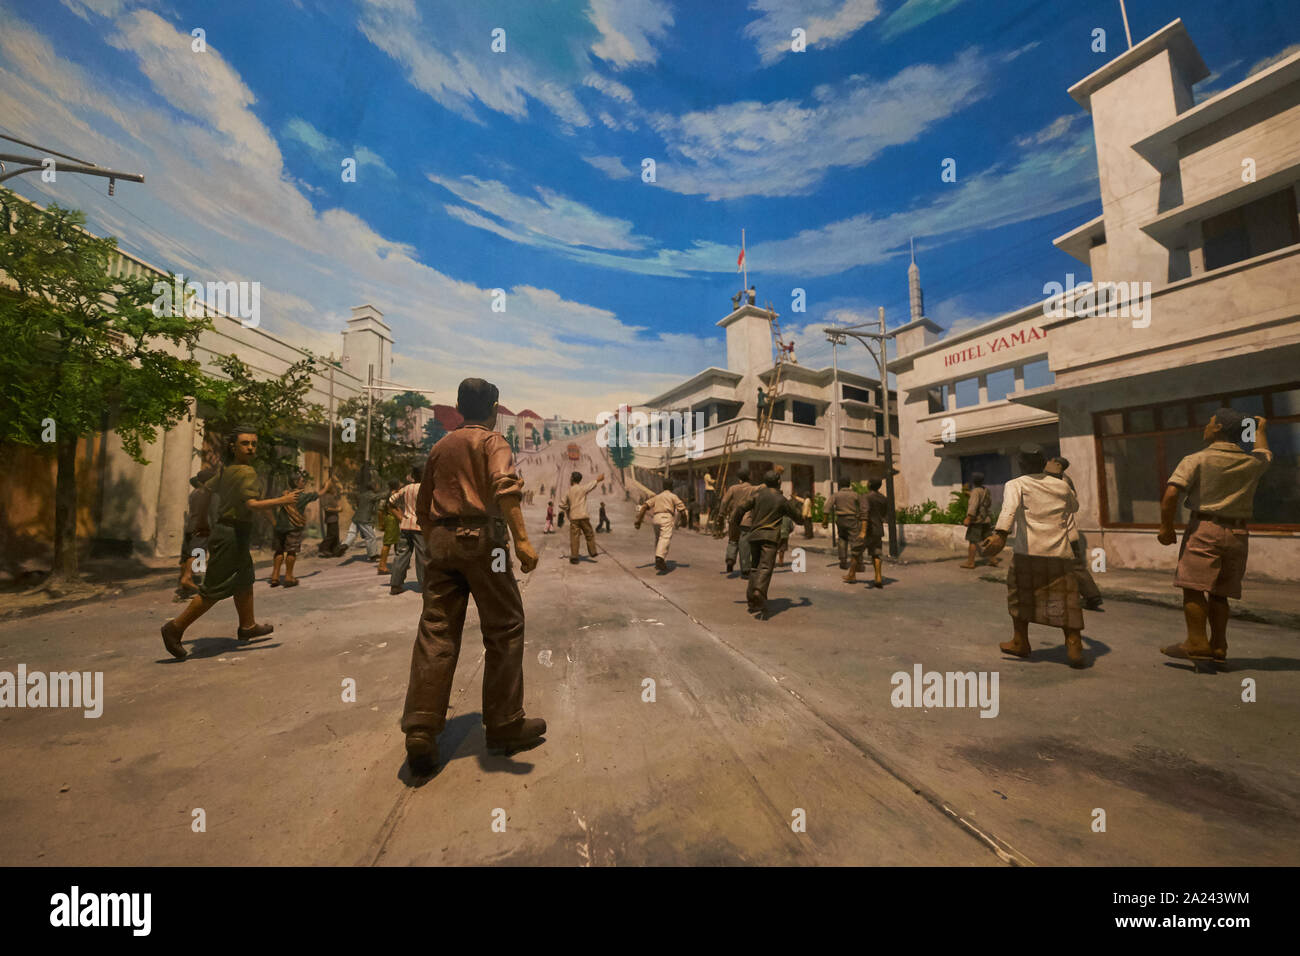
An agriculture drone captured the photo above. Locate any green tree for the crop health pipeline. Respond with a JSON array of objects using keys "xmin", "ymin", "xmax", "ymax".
[
  {"xmin": 0, "ymin": 193, "xmax": 211, "ymax": 582},
  {"xmin": 334, "ymin": 394, "xmax": 420, "ymax": 491},
  {"xmin": 543, "ymin": 424, "xmax": 552, "ymax": 444},
  {"xmin": 505, "ymin": 425, "xmax": 519, "ymax": 453},
  {"xmin": 422, "ymin": 417, "xmax": 448, "ymax": 453},
  {"xmin": 608, "ymin": 421, "xmax": 634, "ymax": 482},
  {"xmin": 200, "ymin": 353, "xmax": 325, "ymax": 494}
]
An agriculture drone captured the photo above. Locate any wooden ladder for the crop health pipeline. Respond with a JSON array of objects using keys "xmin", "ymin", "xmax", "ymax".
[
  {"xmin": 708, "ymin": 423, "xmax": 740, "ymax": 536},
  {"xmin": 756, "ymin": 303, "xmax": 788, "ymax": 447}
]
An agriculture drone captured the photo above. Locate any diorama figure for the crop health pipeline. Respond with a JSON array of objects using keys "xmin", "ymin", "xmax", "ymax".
[
  {"xmin": 735, "ymin": 471, "xmax": 803, "ymax": 618},
  {"xmin": 562, "ymin": 469, "xmax": 605, "ymax": 564},
  {"xmin": 635, "ymin": 487, "xmax": 685, "ymax": 572},
  {"xmin": 845, "ymin": 479, "xmax": 887, "ymax": 588},
  {"xmin": 401, "ymin": 378, "xmax": 543, "ymax": 776},
  {"xmin": 981, "ymin": 444, "xmax": 1087, "ymax": 668},
  {"xmin": 160, "ymin": 426, "xmax": 301, "ymax": 660},
  {"xmin": 1158, "ymin": 409, "xmax": 1271, "ymax": 667}
]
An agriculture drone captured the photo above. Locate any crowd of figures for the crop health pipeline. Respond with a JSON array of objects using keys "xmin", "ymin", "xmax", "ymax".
[{"xmin": 155, "ymin": 384, "xmax": 1273, "ymax": 776}]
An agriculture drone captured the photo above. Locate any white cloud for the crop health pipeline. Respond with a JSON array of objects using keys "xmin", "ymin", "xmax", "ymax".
[
  {"xmin": 744, "ymin": 0, "xmax": 882, "ymax": 66},
  {"xmin": 588, "ymin": 0, "xmax": 674, "ymax": 69},
  {"xmin": 879, "ymin": 0, "xmax": 966, "ymax": 41},
  {"xmin": 355, "ymin": 0, "xmax": 592, "ymax": 128},
  {"xmin": 649, "ymin": 47, "xmax": 998, "ymax": 200},
  {"xmin": 429, "ymin": 173, "xmax": 650, "ymax": 251},
  {"xmin": 1245, "ymin": 43, "xmax": 1300, "ymax": 77},
  {"xmin": 283, "ymin": 118, "xmax": 394, "ymax": 176},
  {"xmin": 740, "ymin": 125, "xmax": 1099, "ymax": 277},
  {"xmin": 582, "ymin": 154, "xmax": 633, "ymax": 179},
  {"xmin": 0, "ymin": 9, "xmax": 695, "ymax": 421},
  {"xmin": 1014, "ymin": 113, "xmax": 1083, "ymax": 148}
]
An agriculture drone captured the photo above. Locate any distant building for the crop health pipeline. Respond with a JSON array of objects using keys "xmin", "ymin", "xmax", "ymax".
[{"xmin": 632, "ymin": 300, "xmax": 899, "ymax": 504}]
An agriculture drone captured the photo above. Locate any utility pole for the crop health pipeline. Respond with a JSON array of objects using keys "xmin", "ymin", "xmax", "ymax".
[
  {"xmin": 825, "ymin": 330, "xmax": 844, "ymax": 549},
  {"xmin": 364, "ymin": 363, "xmax": 373, "ymax": 474},
  {"xmin": 327, "ymin": 355, "xmax": 336, "ymax": 472},
  {"xmin": 821, "ymin": 311, "xmax": 900, "ymax": 558},
  {"xmin": 1118, "ymin": 0, "xmax": 1133, "ymax": 49},
  {"xmin": 0, "ymin": 133, "xmax": 144, "ymax": 190},
  {"xmin": 878, "ymin": 306, "xmax": 899, "ymax": 560}
]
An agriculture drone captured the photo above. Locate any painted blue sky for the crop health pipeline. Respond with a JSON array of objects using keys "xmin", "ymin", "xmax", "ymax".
[{"xmin": 2, "ymin": 0, "xmax": 1296, "ymax": 417}]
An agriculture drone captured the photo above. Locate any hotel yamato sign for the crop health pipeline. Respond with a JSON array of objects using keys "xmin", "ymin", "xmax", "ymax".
[{"xmin": 914, "ymin": 317, "xmax": 1049, "ymax": 383}]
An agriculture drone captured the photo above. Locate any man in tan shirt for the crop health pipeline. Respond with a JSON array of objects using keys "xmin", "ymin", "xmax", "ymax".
[
  {"xmin": 1158, "ymin": 408, "xmax": 1272, "ymax": 667},
  {"xmin": 562, "ymin": 469, "xmax": 605, "ymax": 564},
  {"xmin": 636, "ymin": 487, "xmax": 686, "ymax": 572},
  {"xmin": 400, "ymin": 378, "xmax": 543, "ymax": 776}
]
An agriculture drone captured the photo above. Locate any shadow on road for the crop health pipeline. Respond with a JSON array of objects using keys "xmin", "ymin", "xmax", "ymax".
[
  {"xmin": 156, "ymin": 636, "xmax": 279, "ymax": 663},
  {"xmin": 398, "ymin": 712, "xmax": 542, "ymax": 787}
]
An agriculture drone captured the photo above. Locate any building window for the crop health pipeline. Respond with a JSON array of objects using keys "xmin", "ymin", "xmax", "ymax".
[
  {"xmin": 842, "ymin": 384, "xmax": 873, "ymax": 403},
  {"xmin": 1095, "ymin": 383, "xmax": 1300, "ymax": 529},
  {"xmin": 986, "ymin": 367, "xmax": 1016, "ymax": 403},
  {"xmin": 792, "ymin": 400, "xmax": 817, "ymax": 425},
  {"xmin": 1201, "ymin": 187, "xmax": 1300, "ymax": 272},
  {"xmin": 927, "ymin": 386, "xmax": 946, "ymax": 414},
  {"xmin": 1022, "ymin": 359, "xmax": 1054, "ymax": 390},
  {"xmin": 954, "ymin": 377, "xmax": 980, "ymax": 408}
]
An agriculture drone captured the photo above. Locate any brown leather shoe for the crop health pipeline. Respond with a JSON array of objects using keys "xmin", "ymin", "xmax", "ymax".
[
  {"xmin": 406, "ymin": 731, "xmax": 439, "ymax": 777},
  {"xmin": 486, "ymin": 716, "xmax": 547, "ymax": 755},
  {"xmin": 1161, "ymin": 641, "xmax": 1214, "ymax": 662},
  {"xmin": 161, "ymin": 620, "xmax": 187, "ymax": 660},
  {"xmin": 283, "ymin": 577, "xmax": 299, "ymax": 588},
  {"xmin": 999, "ymin": 637, "xmax": 1031, "ymax": 658},
  {"xmin": 237, "ymin": 622, "xmax": 274, "ymax": 641},
  {"xmin": 1065, "ymin": 634, "xmax": 1088, "ymax": 669}
]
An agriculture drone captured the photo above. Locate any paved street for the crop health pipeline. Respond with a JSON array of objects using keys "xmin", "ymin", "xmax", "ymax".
[{"xmin": 1, "ymin": 446, "xmax": 1297, "ymax": 866}]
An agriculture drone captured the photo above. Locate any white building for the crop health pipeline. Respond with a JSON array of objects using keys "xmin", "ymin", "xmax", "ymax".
[
  {"xmin": 893, "ymin": 19, "xmax": 1300, "ymax": 578},
  {"xmin": 633, "ymin": 300, "xmax": 899, "ymax": 504}
]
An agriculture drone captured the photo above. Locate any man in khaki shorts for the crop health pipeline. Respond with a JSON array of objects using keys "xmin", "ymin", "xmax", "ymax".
[{"xmin": 1158, "ymin": 408, "xmax": 1272, "ymax": 667}]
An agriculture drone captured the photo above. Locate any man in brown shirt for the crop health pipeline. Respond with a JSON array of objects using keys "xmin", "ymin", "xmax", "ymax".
[
  {"xmin": 400, "ymin": 378, "xmax": 543, "ymax": 777},
  {"xmin": 1158, "ymin": 408, "xmax": 1272, "ymax": 667},
  {"xmin": 722, "ymin": 469, "xmax": 760, "ymax": 575}
]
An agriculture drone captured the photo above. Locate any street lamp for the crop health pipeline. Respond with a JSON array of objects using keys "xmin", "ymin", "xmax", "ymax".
[{"xmin": 822, "ymin": 306, "xmax": 900, "ymax": 558}]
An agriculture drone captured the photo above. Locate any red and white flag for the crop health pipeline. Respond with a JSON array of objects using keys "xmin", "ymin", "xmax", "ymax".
[{"xmin": 736, "ymin": 247, "xmax": 745, "ymax": 272}]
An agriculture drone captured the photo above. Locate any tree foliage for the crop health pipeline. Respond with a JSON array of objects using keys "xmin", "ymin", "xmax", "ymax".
[
  {"xmin": 0, "ymin": 192, "xmax": 210, "ymax": 459},
  {"xmin": 199, "ymin": 353, "xmax": 325, "ymax": 491},
  {"xmin": 0, "ymin": 192, "xmax": 211, "ymax": 578}
]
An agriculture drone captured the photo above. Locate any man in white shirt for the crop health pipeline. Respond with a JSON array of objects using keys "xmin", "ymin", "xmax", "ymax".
[
  {"xmin": 635, "ymin": 488, "xmax": 686, "ymax": 572},
  {"xmin": 982, "ymin": 444, "xmax": 1087, "ymax": 668},
  {"xmin": 388, "ymin": 464, "xmax": 426, "ymax": 593}
]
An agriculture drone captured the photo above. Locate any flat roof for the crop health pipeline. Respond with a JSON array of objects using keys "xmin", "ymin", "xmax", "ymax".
[
  {"xmin": 1132, "ymin": 48, "xmax": 1300, "ymax": 168},
  {"xmin": 1067, "ymin": 19, "xmax": 1209, "ymax": 111}
]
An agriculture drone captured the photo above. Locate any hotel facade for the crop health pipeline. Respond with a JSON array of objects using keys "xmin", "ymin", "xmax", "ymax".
[{"xmin": 893, "ymin": 20, "xmax": 1300, "ymax": 579}]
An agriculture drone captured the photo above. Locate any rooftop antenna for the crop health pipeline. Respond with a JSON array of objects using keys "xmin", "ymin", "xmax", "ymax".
[{"xmin": 1118, "ymin": 0, "xmax": 1133, "ymax": 49}]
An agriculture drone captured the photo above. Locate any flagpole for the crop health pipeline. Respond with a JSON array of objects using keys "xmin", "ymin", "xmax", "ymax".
[{"xmin": 741, "ymin": 228, "xmax": 747, "ymax": 293}]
